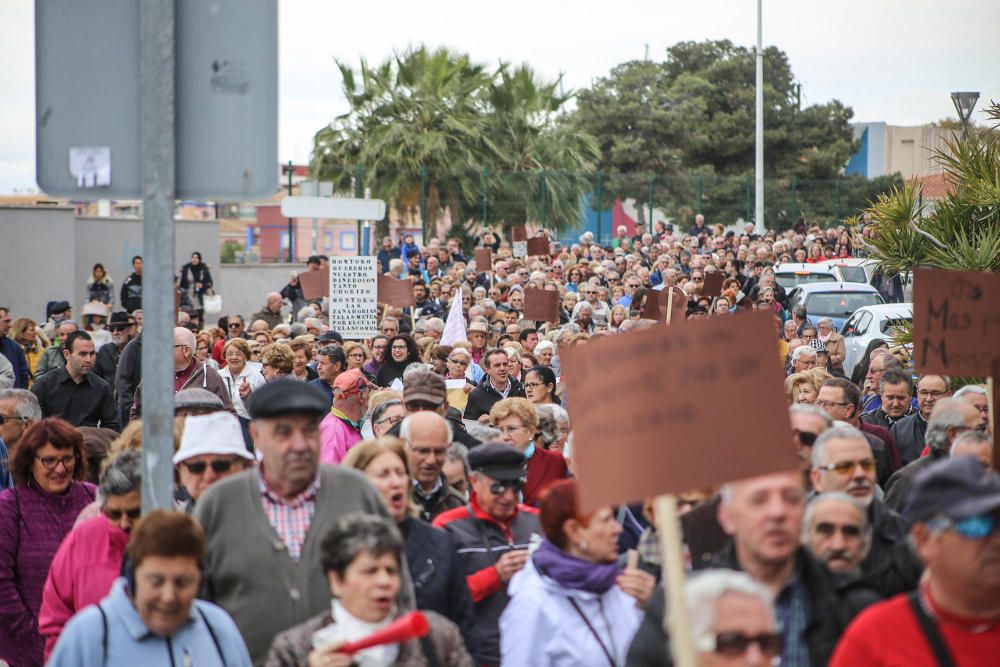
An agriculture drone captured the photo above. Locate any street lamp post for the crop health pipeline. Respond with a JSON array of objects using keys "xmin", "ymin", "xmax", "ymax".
[
  {"xmin": 754, "ymin": 0, "xmax": 765, "ymax": 236},
  {"xmin": 951, "ymin": 91, "xmax": 980, "ymax": 139}
]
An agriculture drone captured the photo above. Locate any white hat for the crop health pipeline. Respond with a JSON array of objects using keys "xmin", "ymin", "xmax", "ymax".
[{"xmin": 173, "ymin": 412, "xmax": 255, "ymax": 465}]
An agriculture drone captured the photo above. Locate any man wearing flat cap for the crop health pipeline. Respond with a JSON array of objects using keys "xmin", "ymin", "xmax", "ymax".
[
  {"xmin": 831, "ymin": 456, "xmax": 1000, "ymax": 666},
  {"xmin": 433, "ymin": 442, "xmax": 542, "ymax": 667},
  {"xmin": 195, "ymin": 379, "xmax": 405, "ymax": 666}
]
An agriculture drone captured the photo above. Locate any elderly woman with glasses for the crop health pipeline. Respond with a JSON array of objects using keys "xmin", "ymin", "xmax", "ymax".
[
  {"xmin": 342, "ymin": 341, "xmax": 369, "ymax": 372},
  {"xmin": 443, "ymin": 348, "xmax": 476, "ymax": 413},
  {"xmin": 266, "ymin": 513, "xmax": 473, "ymax": 667},
  {"xmin": 0, "ymin": 418, "xmax": 97, "ymax": 667},
  {"xmin": 38, "ymin": 450, "xmax": 143, "ymax": 661},
  {"xmin": 490, "ymin": 398, "xmax": 567, "ymax": 507}
]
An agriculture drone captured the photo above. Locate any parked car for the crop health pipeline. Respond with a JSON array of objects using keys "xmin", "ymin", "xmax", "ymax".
[
  {"xmin": 840, "ymin": 303, "xmax": 914, "ymax": 378},
  {"xmin": 786, "ymin": 282, "xmax": 885, "ymax": 333},
  {"xmin": 821, "ymin": 257, "xmax": 877, "ymax": 285},
  {"xmin": 773, "ymin": 263, "xmax": 837, "ymax": 291}
]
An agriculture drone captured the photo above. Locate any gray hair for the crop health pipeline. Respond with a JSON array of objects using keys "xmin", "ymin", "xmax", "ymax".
[
  {"xmin": 402, "ymin": 362, "xmax": 435, "ymax": 378},
  {"xmin": 99, "ymin": 450, "xmax": 142, "ymax": 503},
  {"xmin": 289, "ymin": 322, "xmax": 307, "ymax": 337},
  {"xmin": 399, "ymin": 413, "xmax": 454, "ymax": 446},
  {"xmin": 320, "ymin": 513, "xmax": 404, "ymax": 576},
  {"xmin": 446, "ymin": 442, "xmax": 469, "ymax": 471},
  {"xmin": 687, "ymin": 570, "xmax": 775, "ymax": 652},
  {"xmin": 926, "ymin": 398, "xmax": 970, "ymax": 452},
  {"xmin": 465, "ymin": 421, "xmax": 501, "ymax": 442},
  {"xmin": 811, "ymin": 424, "xmax": 869, "ymax": 468},
  {"xmin": 536, "ymin": 404, "xmax": 569, "ymax": 447},
  {"xmin": 0, "ymin": 389, "xmax": 42, "ymax": 421},
  {"xmin": 954, "ymin": 384, "xmax": 987, "ymax": 400},
  {"xmin": 792, "ymin": 345, "xmax": 817, "ymax": 362},
  {"xmin": 482, "ymin": 299, "xmax": 497, "ymax": 310},
  {"xmin": 789, "ymin": 403, "xmax": 833, "ymax": 428},
  {"xmin": 424, "ymin": 317, "xmax": 445, "ymax": 334},
  {"xmin": 951, "ymin": 429, "xmax": 992, "ymax": 457},
  {"xmin": 802, "ymin": 491, "xmax": 871, "ymax": 552},
  {"xmin": 448, "ymin": 347, "xmax": 472, "ymax": 362},
  {"xmin": 304, "ymin": 317, "xmax": 323, "ymax": 330},
  {"xmin": 817, "ymin": 317, "xmax": 835, "ymax": 328}
]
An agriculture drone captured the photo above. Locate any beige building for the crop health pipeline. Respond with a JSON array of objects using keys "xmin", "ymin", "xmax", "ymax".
[{"xmin": 848, "ymin": 122, "xmax": 958, "ymax": 179}]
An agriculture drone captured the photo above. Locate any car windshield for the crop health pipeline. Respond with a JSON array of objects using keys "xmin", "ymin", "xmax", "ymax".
[
  {"xmin": 880, "ymin": 317, "xmax": 912, "ymax": 334},
  {"xmin": 805, "ymin": 292, "xmax": 883, "ymax": 318},
  {"xmin": 836, "ymin": 266, "xmax": 867, "ymax": 283},
  {"xmin": 775, "ymin": 272, "xmax": 836, "ymax": 290}
]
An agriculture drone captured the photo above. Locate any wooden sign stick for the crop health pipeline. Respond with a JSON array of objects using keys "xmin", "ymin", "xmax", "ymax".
[
  {"xmin": 654, "ymin": 494, "xmax": 697, "ymax": 667},
  {"xmin": 666, "ymin": 289, "xmax": 674, "ymax": 326}
]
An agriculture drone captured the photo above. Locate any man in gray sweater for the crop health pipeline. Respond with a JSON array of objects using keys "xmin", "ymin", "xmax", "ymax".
[{"xmin": 196, "ymin": 379, "xmax": 408, "ymax": 665}]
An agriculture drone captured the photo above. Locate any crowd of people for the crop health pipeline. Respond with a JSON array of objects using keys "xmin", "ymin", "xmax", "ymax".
[{"xmin": 0, "ymin": 214, "xmax": 997, "ymax": 666}]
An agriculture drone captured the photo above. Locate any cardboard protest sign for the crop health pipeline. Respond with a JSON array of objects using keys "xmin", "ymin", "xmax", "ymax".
[
  {"xmin": 523, "ymin": 288, "xmax": 560, "ymax": 323},
  {"xmin": 377, "ymin": 274, "xmax": 416, "ymax": 307},
  {"xmin": 299, "ymin": 268, "xmax": 329, "ymax": 301},
  {"xmin": 701, "ymin": 271, "xmax": 724, "ymax": 298},
  {"xmin": 644, "ymin": 287, "xmax": 688, "ymax": 322},
  {"xmin": 511, "ymin": 225, "xmax": 528, "ymax": 242},
  {"xmin": 913, "ymin": 268, "xmax": 1000, "ymax": 376},
  {"xmin": 527, "ymin": 236, "xmax": 550, "ymax": 257},
  {"xmin": 329, "ymin": 257, "xmax": 378, "ymax": 339},
  {"xmin": 641, "ymin": 289, "xmax": 663, "ymax": 320},
  {"xmin": 991, "ymin": 369, "xmax": 999, "ymax": 470},
  {"xmin": 474, "ymin": 247, "xmax": 492, "ymax": 271},
  {"xmin": 562, "ymin": 311, "xmax": 798, "ymax": 511}
]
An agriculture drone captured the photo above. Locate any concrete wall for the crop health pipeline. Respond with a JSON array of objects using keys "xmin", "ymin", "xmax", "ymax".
[{"xmin": 215, "ymin": 263, "xmax": 309, "ymax": 322}]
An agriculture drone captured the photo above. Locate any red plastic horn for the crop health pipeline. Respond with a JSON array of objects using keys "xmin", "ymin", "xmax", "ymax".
[{"xmin": 337, "ymin": 611, "xmax": 430, "ymax": 655}]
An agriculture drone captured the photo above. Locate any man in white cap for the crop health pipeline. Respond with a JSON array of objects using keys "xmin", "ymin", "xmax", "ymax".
[{"xmin": 174, "ymin": 411, "xmax": 255, "ymax": 511}]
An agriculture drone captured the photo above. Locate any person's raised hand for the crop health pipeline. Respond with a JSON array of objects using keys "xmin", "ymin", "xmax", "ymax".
[
  {"xmin": 239, "ymin": 377, "xmax": 251, "ymax": 398},
  {"xmin": 617, "ymin": 567, "xmax": 656, "ymax": 608},
  {"xmin": 495, "ymin": 549, "xmax": 530, "ymax": 582},
  {"xmin": 307, "ymin": 642, "xmax": 353, "ymax": 667}
]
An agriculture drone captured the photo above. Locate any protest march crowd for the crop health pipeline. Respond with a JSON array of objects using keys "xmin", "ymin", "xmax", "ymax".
[{"xmin": 0, "ymin": 214, "xmax": 997, "ymax": 667}]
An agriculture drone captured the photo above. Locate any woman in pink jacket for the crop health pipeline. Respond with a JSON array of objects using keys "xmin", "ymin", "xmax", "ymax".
[{"xmin": 38, "ymin": 450, "xmax": 142, "ymax": 660}]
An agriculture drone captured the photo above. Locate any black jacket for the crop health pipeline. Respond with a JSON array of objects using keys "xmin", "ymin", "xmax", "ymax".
[
  {"xmin": 625, "ymin": 546, "xmax": 880, "ymax": 667},
  {"xmin": 463, "ymin": 375, "xmax": 525, "ymax": 421},
  {"xmin": 399, "ymin": 517, "xmax": 482, "ymax": 663},
  {"xmin": 412, "ymin": 475, "xmax": 467, "ymax": 523},
  {"xmin": 114, "ymin": 334, "xmax": 143, "ymax": 425},
  {"xmin": 94, "ymin": 337, "xmax": 132, "ymax": 399},
  {"xmin": 889, "ymin": 412, "xmax": 927, "ymax": 466},
  {"xmin": 31, "ymin": 367, "xmax": 120, "ymax": 431},
  {"xmin": 858, "ymin": 498, "xmax": 923, "ymax": 598},
  {"xmin": 120, "ymin": 272, "xmax": 142, "ymax": 313},
  {"xmin": 884, "ymin": 448, "xmax": 947, "ymax": 513}
]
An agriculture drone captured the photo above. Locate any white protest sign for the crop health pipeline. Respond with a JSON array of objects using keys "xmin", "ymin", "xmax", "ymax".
[
  {"xmin": 512, "ymin": 240, "xmax": 528, "ymax": 258},
  {"xmin": 328, "ymin": 257, "xmax": 378, "ymax": 339}
]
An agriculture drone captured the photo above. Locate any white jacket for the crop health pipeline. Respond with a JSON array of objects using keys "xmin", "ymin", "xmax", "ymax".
[{"xmin": 499, "ymin": 557, "xmax": 643, "ymax": 667}]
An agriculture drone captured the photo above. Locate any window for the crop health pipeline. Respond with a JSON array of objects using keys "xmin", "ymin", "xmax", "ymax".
[
  {"xmin": 340, "ymin": 230, "xmax": 357, "ymax": 251},
  {"xmin": 805, "ymin": 292, "xmax": 883, "ymax": 319}
]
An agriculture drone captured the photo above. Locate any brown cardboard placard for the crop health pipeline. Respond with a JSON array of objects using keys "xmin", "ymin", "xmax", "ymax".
[
  {"xmin": 912, "ymin": 268, "xmax": 1000, "ymax": 376},
  {"xmin": 299, "ymin": 268, "xmax": 329, "ymax": 301},
  {"xmin": 523, "ymin": 288, "xmax": 560, "ymax": 323},
  {"xmin": 701, "ymin": 271, "xmax": 725, "ymax": 298},
  {"xmin": 377, "ymin": 274, "xmax": 416, "ymax": 307},
  {"xmin": 511, "ymin": 225, "xmax": 528, "ymax": 242},
  {"xmin": 562, "ymin": 311, "xmax": 798, "ymax": 511},
  {"xmin": 527, "ymin": 236, "xmax": 550, "ymax": 257},
  {"xmin": 641, "ymin": 289, "xmax": 663, "ymax": 320},
  {"xmin": 474, "ymin": 247, "xmax": 493, "ymax": 271}
]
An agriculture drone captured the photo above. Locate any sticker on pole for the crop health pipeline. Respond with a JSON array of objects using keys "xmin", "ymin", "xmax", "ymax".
[
  {"xmin": 329, "ymin": 257, "xmax": 378, "ymax": 339},
  {"xmin": 69, "ymin": 147, "xmax": 111, "ymax": 188}
]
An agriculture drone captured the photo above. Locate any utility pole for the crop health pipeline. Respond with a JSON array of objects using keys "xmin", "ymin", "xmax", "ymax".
[
  {"xmin": 754, "ymin": 0, "xmax": 765, "ymax": 235},
  {"xmin": 286, "ymin": 160, "xmax": 294, "ymax": 262}
]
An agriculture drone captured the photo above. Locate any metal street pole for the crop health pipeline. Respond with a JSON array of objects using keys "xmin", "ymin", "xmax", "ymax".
[
  {"xmin": 754, "ymin": 0, "xmax": 765, "ymax": 235},
  {"xmin": 286, "ymin": 160, "xmax": 294, "ymax": 261},
  {"xmin": 139, "ymin": 0, "xmax": 176, "ymax": 513}
]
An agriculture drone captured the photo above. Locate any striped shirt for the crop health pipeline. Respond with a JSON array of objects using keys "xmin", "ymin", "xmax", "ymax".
[
  {"xmin": 775, "ymin": 561, "xmax": 811, "ymax": 667},
  {"xmin": 258, "ymin": 470, "xmax": 320, "ymax": 561}
]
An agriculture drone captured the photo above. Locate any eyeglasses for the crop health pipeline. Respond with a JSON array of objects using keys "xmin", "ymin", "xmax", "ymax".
[
  {"xmin": 104, "ymin": 507, "xmax": 142, "ymax": 521},
  {"xmin": 447, "ymin": 357, "xmax": 469, "ymax": 366},
  {"xmin": 348, "ymin": 352, "xmax": 365, "ymax": 359},
  {"xmin": 816, "ymin": 458, "xmax": 876, "ymax": 476},
  {"xmin": 405, "ymin": 400, "xmax": 441, "ymax": 412},
  {"xmin": 928, "ymin": 513, "xmax": 999, "ymax": 540},
  {"xmin": 375, "ymin": 415, "xmax": 403, "ymax": 428},
  {"xmin": 489, "ymin": 478, "xmax": 525, "ymax": 495},
  {"xmin": 917, "ymin": 390, "xmax": 948, "ymax": 399},
  {"xmin": 793, "ymin": 429, "xmax": 819, "ymax": 446},
  {"xmin": 700, "ymin": 632, "xmax": 783, "ymax": 658},
  {"xmin": 36, "ymin": 454, "xmax": 78, "ymax": 470},
  {"xmin": 182, "ymin": 459, "xmax": 236, "ymax": 475},
  {"xmin": 0, "ymin": 414, "xmax": 27, "ymax": 425},
  {"xmin": 815, "ymin": 399, "xmax": 850, "ymax": 409},
  {"xmin": 495, "ymin": 425, "xmax": 528, "ymax": 436},
  {"xmin": 522, "ymin": 382, "xmax": 544, "ymax": 390},
  {"xmin": 391, "ymin": 345, "xmax": 408, "ymax": 351}
]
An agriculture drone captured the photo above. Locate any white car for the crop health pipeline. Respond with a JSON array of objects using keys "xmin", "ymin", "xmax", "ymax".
[
  {"xmin": 772, "ymin": 263, "xmax": 837, "ymax": 291},
  {"xmin": 840, "ymin": 303, "xmax": 913, "ymax": 378}
]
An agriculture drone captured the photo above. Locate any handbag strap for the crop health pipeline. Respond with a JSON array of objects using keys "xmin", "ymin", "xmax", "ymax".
[
  {"xmin": 568, "ymin": 598, "xmax": 616, "ymax": 667},
  {"xmin": 907, "ymin": 591, "xmax": 957, "ymax": 667}
]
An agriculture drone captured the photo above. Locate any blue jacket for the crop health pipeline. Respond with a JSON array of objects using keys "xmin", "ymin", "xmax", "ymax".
[
  {"xmin": 0, "ymin": 338, "xmax": 28, "ymax": 389},
  {"xmin": 48, "ymin": 578, "xmax": 252, "ymax": 667}
]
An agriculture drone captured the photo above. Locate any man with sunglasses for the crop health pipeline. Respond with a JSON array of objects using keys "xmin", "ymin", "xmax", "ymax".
[
  {"xmin": 174, "ymin": 412, "xmax": 255, "ymax": 509},
  {"xmin": 433, "ymin": 442, "xmax": 542, "ymax": 667},
  {"xmin": 831, "ymin": 456, "xmax": 1000, "ymax": 666},
  {"xmin": 93, "ymin": 311, "xmax": 135, "ymax": 397},
  {"xmin": 816, "ymin": 378, "xmax": 899, "ymax": 486}
]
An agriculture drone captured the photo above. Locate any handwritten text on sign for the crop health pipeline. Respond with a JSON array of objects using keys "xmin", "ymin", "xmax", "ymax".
[
  {"xmin": 329, "ymin": 257, "xmax": 378, "ymax": 339},
  {"xmin": 913, "ymin": 268, "xmax": 1000, "ymax": 376},
  {"xmin": 561, "ymin": 311, "xmax": 798, "ymax": 511}
]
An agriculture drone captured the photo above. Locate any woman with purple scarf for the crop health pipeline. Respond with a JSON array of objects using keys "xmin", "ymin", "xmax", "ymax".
[{"xmin": 500, "ymin": 480, "xmax": 655, "ymax": 667}]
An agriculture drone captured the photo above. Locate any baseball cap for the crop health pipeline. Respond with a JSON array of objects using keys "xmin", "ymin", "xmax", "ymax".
[
  {"xmin": 333, "ymin": 368, "xmax": 368, "ymax": 396},
  {"xmin": 403, "ymin": 369, "xmax": 446, "ymax": 406},
  {"xmin": 907, "ymin": 456, "xmax": 1000, "ymax": 523},
  {"xmin": 318, "ymin": 330, "xmax": 344, "ymax": 345},
  {"xmin": 174, "ymin": 412, "xmax": 254, "ymax": 464},
  {"xmin": 468, "ymin": 442, "xmax": 527, "ymax": 481}
]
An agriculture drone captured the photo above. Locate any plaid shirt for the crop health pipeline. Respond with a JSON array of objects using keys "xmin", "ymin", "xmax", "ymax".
[
  {"xmin": 774, "ymin": 561, "xmax": 811, "ymax": 667},
  {"xmin": 258, "ymin": 469, "xmax": 320, "ymax": 561}
]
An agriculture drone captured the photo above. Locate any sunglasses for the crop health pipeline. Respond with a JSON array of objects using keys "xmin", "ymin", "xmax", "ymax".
[
  {"xmin": 447, "ymin": 358, "xmax": 469, "ymax": 366},
  {"xmin": 405, "ymin": 400, "xmax": 441, "ymax": 412},
  {"xmin": 489, "ymin": 479, "xmax": 525, "ymax": 495},
  {"xmin": 182, "ymin": 459, "xmax": 236, "ymax": 475},
  {"xmin": 105, "ymin": 507, "xmax": 142, "ymax": 521},
  {"xmin": 816, "ymin": 458, "xmax": 876, "ymax": 476},
  {"xmin": 929, "ymin": 513, "xmax": 999, "ymax": 540},
  {"xmin": 702, "ymin": 632, "xmax": 783, "ymax": 658}
]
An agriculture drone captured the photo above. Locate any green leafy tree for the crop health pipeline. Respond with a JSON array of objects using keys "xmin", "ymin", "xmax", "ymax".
[{"xmin": 311, "ymin": 47, "xmax": 598, "ymax": 238}]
